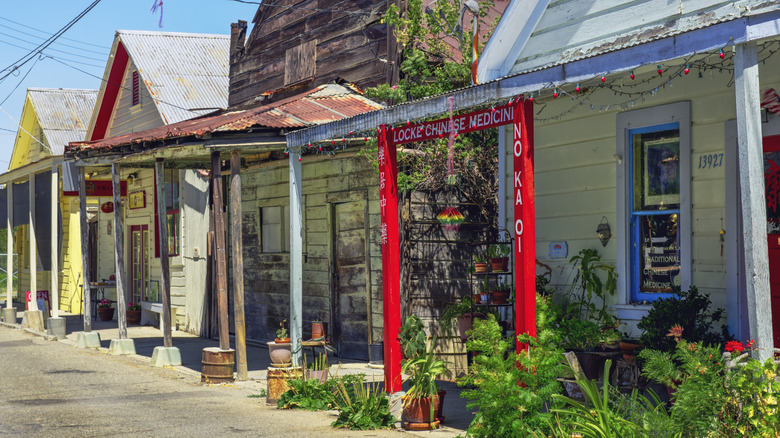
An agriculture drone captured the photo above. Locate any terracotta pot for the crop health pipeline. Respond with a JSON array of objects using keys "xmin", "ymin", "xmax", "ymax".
[
  {"xmin": 127, "ymin": 310, "xmax": 141, "ymax": 325},
  {"xmin": 275, "ymin": 337, "xmax": 291, "ymax": 344},
  {"xmin": 402, "ymin": 395, "xmax": 439, "ymax": 425},
  {"xmin": 474, "ymin": 262, "xmax": 488, "ymax": 273},
  {"xmin": 311, "ymin": 321, "xmax": 326, "ymax": 341},
  {"xmin": 619, "ymin": 341, "xmax": 641, "ymax": 361},
  {"xmin": 97, "ymin": 307, "xmax": 114, "ymax": 321},
  {"xmin": 491, "ymin": 290, "xmax": 510, "ymax": 304},
  {"xmin": 490, "ymin": 257, "xmax": 509, "ymax": 272},
  {"xmin": 268, "ymin": 341, "xmax": 292, "ymax": 367},
  {"xmin": 435, "ymin": 389, "xmax": 446, "ymax": 422}
]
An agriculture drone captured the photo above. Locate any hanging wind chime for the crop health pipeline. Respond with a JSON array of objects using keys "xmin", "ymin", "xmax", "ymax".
[{"xmin": 437, "ymin": 97, "xmax": 465, "ymax": 231}]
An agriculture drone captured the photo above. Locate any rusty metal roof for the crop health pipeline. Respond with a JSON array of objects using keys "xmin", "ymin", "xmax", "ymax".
[
  {"xmin": 117, "ymin": 30, "xmax": 230, "ymax": 124},
  {"xmin": 68, "ymin": 84, "xmax": 382, "ymax": 153},
  {"xmin": 28, "ymin": 88, "xmax": 98, "ymax": 155}
]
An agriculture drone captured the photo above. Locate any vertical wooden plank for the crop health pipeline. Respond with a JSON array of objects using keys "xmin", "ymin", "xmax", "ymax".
[
  {"xmin": 513, "ymin": 98, "xmax": 537, "ymax": 352},
  {"xmin": 289, "ymin": 151, "xmax": 303, "ymax": 366},
  {"xmin": 230, "ymin": 151, "xmax": 248, "ymax": 380},
  {"xmin": 735, "ymin": 41, "xmax": 774, "ymax": 361},
  {"xmin": 154, "ymin": 159, "xmax": 172, "ymax": 348},
  {"xmin": 211, "ymin": 151, "xmax": 230, "ymax": 351},
  {"xmin": 29, "ymin": 173, "xmax": 37, "ymax": 311},
  {"xmin": 78, "ymin": 167, "xmax": 92, "ymax": 331},
  {"xmin": 112, "ymin": 163, "xmax": 127, "ymax": 339},
  {"xmin": 6, "ymin": 181, "xmax": 12, "ymax": 309},
  {"xmin": 50, "ymin": 167, "xmax": 59, "ymax": 318},
  {"xmin": 378, "ymin": 125, "xmax": 402, "ymax": 393}
]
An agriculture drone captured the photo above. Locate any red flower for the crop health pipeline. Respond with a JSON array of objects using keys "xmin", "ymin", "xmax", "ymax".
[
  {"xmin": 725, "ymin": 340, "xmax": 745, "ymax": 353},
  {"xmin": 746, "ymin": 339, "xmax": 757, "ymax": 350}
]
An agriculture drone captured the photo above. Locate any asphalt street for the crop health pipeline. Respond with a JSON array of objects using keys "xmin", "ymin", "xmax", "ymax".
[{"xmin": 0, "ymin": 326, "xmax": 408, "ymax": 437}]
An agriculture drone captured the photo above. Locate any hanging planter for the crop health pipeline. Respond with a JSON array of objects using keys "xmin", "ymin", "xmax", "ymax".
[{"xmin": 436, "ymin": 206, "xmax": 464, "ymax": 231}]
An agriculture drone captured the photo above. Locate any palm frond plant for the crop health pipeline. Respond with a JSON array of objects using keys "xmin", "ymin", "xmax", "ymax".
[{"xmin": 401, "ymin": 336, "xmax": 451, "ymax": 426}]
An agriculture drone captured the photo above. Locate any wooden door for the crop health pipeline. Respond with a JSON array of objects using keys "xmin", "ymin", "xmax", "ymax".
[
  {"xmin": 331, "ymin": 199, "xmax": 370, "ymax": 360},
  {"xmin": 129, "ymin": 225, "xmax": 149, "ymax": 305},
  {"xmin": 764, "ymin": 136, "xmax": 780, "ymax": 348}
]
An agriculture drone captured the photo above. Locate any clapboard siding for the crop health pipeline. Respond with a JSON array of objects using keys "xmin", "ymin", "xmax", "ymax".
[
  {"xmin": 510, "ymin": 0, "xmax": 773, "ymax": 73},
  {"xmin": 229, "ymin": 0, "xmax": 388, "ymax": 108},
  {"xmin": 106, "ymin": 59, "xmax": 162, "ymax": 138}
]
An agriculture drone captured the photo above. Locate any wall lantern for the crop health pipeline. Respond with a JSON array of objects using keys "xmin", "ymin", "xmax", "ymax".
[{"xmin": 596, "ymin": 216, "xmax": 611, "ymax": 247}]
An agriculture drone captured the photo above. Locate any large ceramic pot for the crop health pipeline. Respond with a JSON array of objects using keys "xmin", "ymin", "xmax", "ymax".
[
  {"xmin": 402, "ymin": 394, "xmax": 440, "ymax": 426},
  {"xmin": 127, "ymin": 310, "xmax": 141, "ymax": 325},
  {"xmin": 97, "ymin": 307, "xmax": 114, "ymax": 321},
  {"xmin": 574, "ymin": 351, "xmax": 603, "ymax": 381},
  {"xmin": 457, "ymin": 312, "xmax": 486, "ymax": 343},
  {"xmin": 268, "ymin": 341, "xmax": 292, "ymax": 367}
]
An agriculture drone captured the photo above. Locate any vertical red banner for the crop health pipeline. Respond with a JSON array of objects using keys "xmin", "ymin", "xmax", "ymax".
[
  {"xmin": 513, "ymin": 98, "xmax": 536, "ymax": 353},
  {"xmin": 378, "ymin": 125, "xmax": 402, "ymax": 393}
]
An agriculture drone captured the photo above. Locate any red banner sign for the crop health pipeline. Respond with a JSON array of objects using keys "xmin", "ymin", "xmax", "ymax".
[
  {"xmin": 63, "ymin": 180, "xmax": 127, "ymax": 197},
  {"xmin": 389, "ymin": 103, "xmax": 513, "ymax": 145}
]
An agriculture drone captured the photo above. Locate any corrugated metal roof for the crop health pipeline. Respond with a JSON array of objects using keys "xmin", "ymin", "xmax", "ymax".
[
  {"xmin": 117, "ymin": 30, "xmax": 230, "ymax": 124},
  {"xmin": 68, "ymin": 84, "xmax": 382, "ymax": 153},
  {"xmin": 28, "ymin": 88, "xmax": 98, "ymax": 155}
]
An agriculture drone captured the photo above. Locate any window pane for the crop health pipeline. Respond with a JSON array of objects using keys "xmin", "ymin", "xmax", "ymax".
[
  {"xmin": 165, "ymin": 170, "xmax": 179, "ymax": 211},
  {"xmin": 632, "ymin": 129, "xmax": 680, "ymax": 211},
  {"xmin": 167, "ymin": 212, "xmax": 180, "ymax": 256},
  {"xmin": 765, "ymin": 151, "xmax": 780, "ymax": 233},
  {"xmin": 284, "ymin": 205, "xmax": 290, "ymax": 252},
  {"xmin": 262, "ymin": 206, "xmax": 282, "ymax": 252},
  {"xmin": 638, "ymin": 213, "xmax": 680, "ymax": 293}
]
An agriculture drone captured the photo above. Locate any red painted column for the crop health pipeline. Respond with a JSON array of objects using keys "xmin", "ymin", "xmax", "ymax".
[
  {"xmin": 378, "ymin": 125, "xmax": 402, "ymax": 392},
  {"xmin": 513, "ymin": 98, "xmax": 537, "ymax": 353}
]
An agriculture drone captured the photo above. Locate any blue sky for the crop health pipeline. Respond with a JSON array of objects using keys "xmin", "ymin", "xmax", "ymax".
[{"xmin": 0, "ymin": 0, "xmax": 257, "ymax": 169}]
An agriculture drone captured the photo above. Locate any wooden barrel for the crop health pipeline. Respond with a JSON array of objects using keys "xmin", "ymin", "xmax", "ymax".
[{"xmin": 201, "ymin": 347, "xmax": 235, "ymax": 383}]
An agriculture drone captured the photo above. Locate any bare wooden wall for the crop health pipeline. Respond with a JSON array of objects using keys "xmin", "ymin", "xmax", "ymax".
[{"xmin": 229, "ymin": 0, "xmax": 390, "ymax": 108}]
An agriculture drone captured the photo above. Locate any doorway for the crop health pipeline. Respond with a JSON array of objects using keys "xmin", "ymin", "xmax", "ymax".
[
  {"xmin": 763, "ymin": 135, "xmax": 780, "ymax": 348},
  {"xmin": 129, "ymin": 224, "xmax": 150, "ymax": 304},
  {"xmin": 330, "ymin": 194, "xmax": 370, "ymax": 360}
]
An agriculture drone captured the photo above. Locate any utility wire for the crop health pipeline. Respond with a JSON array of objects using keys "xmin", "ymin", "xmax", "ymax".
[
  {"xmin": 0, "ymin": 55, "xmax": 41, "ymax": 107},
  {"xmin": 0, "ymin": 38, "xmax": 105, "ymax": 68},
  {"xmin": 0, "ymin": 104, "xmax": 51, "ymax": 152},
  {"xmin": 0, "ymin": 0, "xmax": 104, "ymax": 81},
  {"xmin": 0, "ymin": 30, "xmax": 108, "ymax": 62},
  {"xmin": 0, "ymin": 16, "xmax": 109, "ymax": 50},
  {"xmin": 0, "ymin": 23, "xmax": 109, "ymax": 56}
]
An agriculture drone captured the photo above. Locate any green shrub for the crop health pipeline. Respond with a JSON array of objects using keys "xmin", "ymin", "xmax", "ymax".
[{"xmin": 330, "ymin": 378, "xmax": 396, "ymax": 430}]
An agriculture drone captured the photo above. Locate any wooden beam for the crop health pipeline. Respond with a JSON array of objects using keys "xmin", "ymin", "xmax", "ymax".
[
  {"xmin": 289, "ymin": 151, "xmax": 303, "ymax": 366},
  {"xmin": 211, "ymin": 151, "xmax": 230, "ymax": 351},
  {"xmin": 6, "ymin": 181, "xmax": 12, "ymax": 309},
  {"xmin": 230, "ymin": 151, "xmax": 248, "ymax": 380},
  {"xmin": 112, "ymin": 163, "xmax": 127, "ymax": 339},
  {"xmin": 154, "ymin": 159, "xmax": 173, "ymax": 347},
  {"xmin": 734, "ymin": 41, "xmax": 774, "ymax": 361},
  {"xmin": 78, "ymin": 168, "xmax": 92, "ymax": 331},
  {"xmin": 50, "ymin": 166, "xmax": 59, "ymax": 318},
  {"xmin": 28, "ymin": 173, "xmax": 37, "ymax": 311}
]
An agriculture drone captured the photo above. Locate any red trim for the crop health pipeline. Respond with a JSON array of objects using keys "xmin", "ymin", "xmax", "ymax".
[
  {"xmin": 764, "ymin": 134, "xmax": 780, "ymax": 153},
  {"xmin": 513, "ymin": 99, "xmax": 536, "ymax": 353},
  {"xmin": 63, "ymin": 180, "xmax": 127, "ymax": 197},
  {"xmin": 154, "ymin": 167, "xmax": 160, "ymax": 258},
  {"xmin": 379, "ymin": 125, "xmax": 402, "ymax": 393},
  {"xmin": 390, "ymin": 103, "xmax": 512, "ymax": 145},
  {"xmin": 91, "ymin": 42, "xmax": 129, "ymax": 141}
]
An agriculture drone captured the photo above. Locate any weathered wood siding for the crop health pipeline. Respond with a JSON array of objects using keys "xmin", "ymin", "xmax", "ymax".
[
  {"xmin": 239, "ymin": 152, "xmax": 382, "ymax": 345},
  {"xmin": 229, "ymin": 0, "xmax": 389, "ymax": 108},
  {"xmin": 106, "ymin": 59, "xmax": 162, "ymax": 138},
  {"xmin": 503, "ymin": 53, "xmax": 780, "ymax": 334},
  {"xmin": 511, "ymin": 0, "xmax": 780, "ymax": 74}
]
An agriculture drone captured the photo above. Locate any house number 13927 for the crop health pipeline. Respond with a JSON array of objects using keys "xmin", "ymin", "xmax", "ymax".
[{"xmin": 698, "ymin": 153, "xmax": 723, "ymax": 169}]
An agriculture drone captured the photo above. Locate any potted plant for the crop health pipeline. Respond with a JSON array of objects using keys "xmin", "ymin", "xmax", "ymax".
[
  {"xmin": 491, "ymin": 280, "xmax": 511, "ymax": 304},
  {"xmin": 487, "ymin": 239, "xmax": 510, "ymax": 272},
  {"xmin": 401, "ymin": 337, "xmax": 451, "ymax": 429},
  {"xmin": 268, "ymin": 319, "xmax": 292, "ymax": 367},
  {"xmin": 127, "ymin": 302, "xmax": 141, "ymax": 325},
  {"xmin": 399, "ymin": 315, "xmax": 426, "ymax": 360},
  {"xmin": 473, "ymin": 253, "xmax": 488, "ymax": 273},
  {"xmin": 97, "ymin": 298, "xmax": 114, "ymax": 321},
  {"xmin": 440, "ymin": 295, "xmax": 485, "ymax": 343}
]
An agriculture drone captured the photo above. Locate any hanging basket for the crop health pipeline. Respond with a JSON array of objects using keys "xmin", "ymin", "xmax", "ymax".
[{"xmin": 436, "ymin": 206, "xmax": 464, "ymax": 231}]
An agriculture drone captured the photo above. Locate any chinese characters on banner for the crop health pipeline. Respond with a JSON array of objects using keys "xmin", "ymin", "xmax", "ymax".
[{"xmin": 512, "ymin": 99, "xmax": 536, "ymax": 351}]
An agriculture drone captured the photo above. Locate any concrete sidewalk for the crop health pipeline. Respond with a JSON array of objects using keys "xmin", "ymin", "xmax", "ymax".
[{"xmin": 2, "ymin": 309, "xmax": 475, "ymax": 436}]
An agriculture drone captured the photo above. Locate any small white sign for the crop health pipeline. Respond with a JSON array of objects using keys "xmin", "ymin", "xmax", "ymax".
[{"xmin": 549, "ymin": 241, "xmax": 568, "ymax": 259}]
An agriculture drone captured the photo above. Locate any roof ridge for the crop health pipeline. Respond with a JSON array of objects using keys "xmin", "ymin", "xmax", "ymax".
[
  {"xmin": 116, "ymin": 29, "xmax": 230, "ymax": 39},
  {"xmin": 28, "ymin": 88, "xmax": 99, "ymax": 93}
]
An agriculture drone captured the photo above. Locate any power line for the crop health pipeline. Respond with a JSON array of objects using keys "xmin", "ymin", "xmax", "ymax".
[
  {"xmin": 0, "ymin": 55, "xmax": 41, "ymax": 107},
  {"xmin": 0, "ymin": 30, "xmax": 108, "ymax": 62},
  {"xmin": 0, "ymin": 104, "xmax": 51, "ymax": 152},
  {"xmin": 0, "ymin": 16, "xmax": 110, "ymax": 50},
  {"xmin": 0, "ymin": 0, "xmax": 104, "ymax": 81},
  {"xmin": 0, "ymin": 37, "xmax": 106, "ymax": 68}
]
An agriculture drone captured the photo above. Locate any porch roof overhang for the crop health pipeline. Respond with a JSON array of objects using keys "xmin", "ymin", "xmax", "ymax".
[
  {"xmin": 0, "ymin": 155, "xmax": 62, "ymax": 184},
  {"xmin": 286, "ymin": 7, "xmax": 780, "ymax": 147}
]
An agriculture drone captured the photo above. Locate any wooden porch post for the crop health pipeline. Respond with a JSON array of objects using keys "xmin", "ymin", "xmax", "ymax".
[
  {"xmin": 230, "ymin": 151, "xmax": 248, "ymax": 380},
  {"xmin": 78, "ymin": 167, "xmax": 92, "ymax": 331},
  {"xmin": 378, "ymin": 125, "xmax": 402, "ymax": 393},
  {"xmin": 6, "ymin": 181, "xmax": 13, "ymax": 310},
  {"xmin": 50, "ymin": 167, "xmax": 59, "ymax": 318},
  {"xmin": 29, "ymin": 173, "xmax": 37, "ymax": 311},
  {"xmin": 154, "ymin": 159, "xmax": 173, "ymax": 347},
  {"xmin": 211, "ymin": 152, "xmax": 230, "ymax": 351},
  {"xmin": 112, "ymin": 163, "xmax": 127, "ymax": 339},
  {"xmin": 289, "ymin": 151, "xmax": 303, "ymax": 366},
  {"xmin": 734, "ymin": 41, "xmax": 774, "ymax": 360}
]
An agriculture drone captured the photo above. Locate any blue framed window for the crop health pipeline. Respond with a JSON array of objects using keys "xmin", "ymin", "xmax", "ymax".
[{"xmin": 629, "ymin": 123, "xmax": 681, "ymax": 302}]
